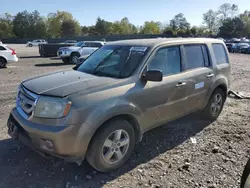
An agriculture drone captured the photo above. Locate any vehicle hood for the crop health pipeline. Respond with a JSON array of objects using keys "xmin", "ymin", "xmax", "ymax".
[{"xmin": 22, "ymin": 70, "xmax": 119, "ymax": 97}]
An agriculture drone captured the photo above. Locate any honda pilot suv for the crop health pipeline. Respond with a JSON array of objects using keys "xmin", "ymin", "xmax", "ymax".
[{"xmin": 7, "ymin": 38, "xmax": 230, "ymax": 172}]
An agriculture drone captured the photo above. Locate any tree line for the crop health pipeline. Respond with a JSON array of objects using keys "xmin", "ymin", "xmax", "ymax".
[{"xmin": 0, "ymin": 3, "xmax": 249, "ymax": 39}]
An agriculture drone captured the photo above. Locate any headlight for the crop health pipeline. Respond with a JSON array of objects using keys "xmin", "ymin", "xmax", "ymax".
[
  {"xmin": 34, "ymin": 96, "xmax": 72, "ymax": 118},
  {"xmin": 64, "ymin": 50, "xmax": 70, "ymax": 54}
]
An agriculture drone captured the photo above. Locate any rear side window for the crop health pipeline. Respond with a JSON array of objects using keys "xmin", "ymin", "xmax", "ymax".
[
  {"xmin": 85, "ymin": 42, "xmax": 103, "ymax": 48},
  {"xmin": 212, "ymin": 44, "xmax": 228, "ymax": 65},
  {"xmin": 184, "ymin": 45, "xmax": 208, "ymax": 70},
  {"xmin": 0, "ymin": 46, "xmax": 6, "ymax": 50}
]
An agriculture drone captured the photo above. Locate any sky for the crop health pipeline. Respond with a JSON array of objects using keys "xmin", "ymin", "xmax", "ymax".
[{"xmin": 0, "ymin": 0, "xmax": 249, "ymax": 27}]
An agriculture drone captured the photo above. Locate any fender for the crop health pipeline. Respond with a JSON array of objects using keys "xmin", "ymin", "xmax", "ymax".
[
  {"xmin": 86, "ymin": 99, "xmax": 143, "ymax": 133},
  {"xmin": 202, "ymin": 76, "xmax": 228, "ymax": 108},
  {"xmin": 0, "ymin": 55, "xmax": 7, "ymax": 61},
  {"xmin": 74, "ymin": 99, "xmax": 143, "ymax": 158}
]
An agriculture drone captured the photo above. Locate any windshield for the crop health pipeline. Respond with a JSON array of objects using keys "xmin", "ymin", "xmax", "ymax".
[
  {"xmin": 77, "ymin": 45, "xmax": 148, "ymax": 78},
  {"xmin": 74, "ymin": 41, "xmax": 86, "ymax": 47}
]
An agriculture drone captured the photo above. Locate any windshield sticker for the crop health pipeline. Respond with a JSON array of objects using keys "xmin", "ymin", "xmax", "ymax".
[{"xmin": 130, "ymin": 46, "xmax": 148, "ymax": 52}]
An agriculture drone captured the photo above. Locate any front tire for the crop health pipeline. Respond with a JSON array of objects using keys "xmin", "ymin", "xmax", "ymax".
[
  {"xmin": 86, "ymin": 119, "xmax": 135, "ymax": 172},
  {"xmin": 69, "ymin": 53, "xmax": 80, "ymax": 64},
  {"xmin": 202, "ymin": 88, "xmax": 226, "ymax": 121},
  {"xmin": 28, "ymin": 43, "xmax": 33, "ymax": 47},
  {"xmin": 0, "ymin": 57, "xmax": 7, "ymax": 68}
]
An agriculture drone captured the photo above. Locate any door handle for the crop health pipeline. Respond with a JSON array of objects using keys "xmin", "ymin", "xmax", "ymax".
[
  {"xmin": 176, "ymin": 82, "xmax": 186, "ymax": 87},
  {"xmin": 207, "ymin": 73, "xmax": 214, "ymax": 78}
]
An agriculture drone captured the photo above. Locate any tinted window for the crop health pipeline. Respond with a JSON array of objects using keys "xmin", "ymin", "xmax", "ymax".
[
  {"xmin": 85, "ymin": 42, "xmax": 103, "ymax": 48},
  {"xmin": 212, "ymin": 44, "xmax": 228, "ymax": 65},
  {"xmin": 201, "ymin": 45, "xmax": 210, "ymax": 67},
  {"xmin": 0, "ymin": 46, "xmax": 6, "ymax": 50},
  {"xmin": 184, "ymin": 45, "xmax": 205, "ymax": 70},
  {"xmin": 148, "ymin": 46, "xmax": 181, "ymax": 76}
]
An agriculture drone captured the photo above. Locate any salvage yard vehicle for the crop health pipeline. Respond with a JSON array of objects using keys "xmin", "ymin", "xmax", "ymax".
[
  {"xmin": 57, "ymin": 41, "xmax": 105, "ymax": 64},
  {"xmin": 0, "ymin": 44, "xmax": 18, "ymax": 68},
  {"xmin": 7, "ymin": 38, "xmax": 230, "ymax": 172},
  {"xmin": 26, "ymin": 39, "xmax": 47, "ymax": 47}
]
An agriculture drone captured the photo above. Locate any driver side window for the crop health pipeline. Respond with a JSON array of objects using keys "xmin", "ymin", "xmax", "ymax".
[{"xmin": 148, "ymin": 46, "xmax": 181, "ymax": 76}]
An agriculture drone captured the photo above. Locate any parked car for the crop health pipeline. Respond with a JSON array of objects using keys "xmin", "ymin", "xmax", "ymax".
[
  {"xmin": 7, "ymin": 38, "xmax": 230, "ymax": 172},
  {"xmin": 61, "ymin": 40, "xmax": 77, "ymax": 45},
  {"xmin": 26, "ymin": 39, "xmax": 47, "ymax": 47},
  {"xmin": 0, "ymin": 44, "xmax": 18, "ymax": 68},
  {"xmin": 226, "ymin": 43, "xmax": 234, "ymax": 53},
  {"xmin": 241, "ymin": 46, "xmax": 250, "ymax": 54},
  {"xmin": 57, "ymin": 41, "xmax": 105, "ymax": 64},
  {"xmin": 232, "ymin": 43, "xmax": 250, "ymax": 53}
]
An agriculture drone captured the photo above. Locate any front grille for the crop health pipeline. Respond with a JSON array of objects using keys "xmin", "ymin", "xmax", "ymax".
[{"xmin": 17, "ymin": 85, "xmax": 38, "ymax": 119}]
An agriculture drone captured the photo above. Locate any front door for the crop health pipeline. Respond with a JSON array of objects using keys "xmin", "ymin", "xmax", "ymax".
[{"xmin": 140, "ymin": 45, "xmax": 189, "ymax": 130}]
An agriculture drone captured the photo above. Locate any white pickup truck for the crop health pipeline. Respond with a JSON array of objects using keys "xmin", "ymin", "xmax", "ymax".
[{"xmin": 57, "ymin": 41, "xmax": 105, "ymax": 64}]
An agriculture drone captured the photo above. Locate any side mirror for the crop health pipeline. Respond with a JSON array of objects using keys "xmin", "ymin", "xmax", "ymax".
[
  {"xmin": 141, "ymin": 70, "xmax": 163, "ymax": 82},
  {"xmin": 72, "ymin": 64, "xmax": 80, "ymax": 70}
]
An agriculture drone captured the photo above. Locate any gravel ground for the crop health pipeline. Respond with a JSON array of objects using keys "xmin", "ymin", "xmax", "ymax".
[{"xmin": 0, "ymin": 45, "xmax": 249, "ymax": 188}]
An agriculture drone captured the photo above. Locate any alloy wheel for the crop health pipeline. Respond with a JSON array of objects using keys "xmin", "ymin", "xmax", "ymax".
[{"xmin": 102, "ymin": 129, "xmax": 130, "ymax": 164}]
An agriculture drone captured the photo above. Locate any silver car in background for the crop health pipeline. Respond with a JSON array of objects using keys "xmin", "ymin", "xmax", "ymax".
[{"xmin": 57, "ymin": 41, "xmax": 105, "ymax": 64}]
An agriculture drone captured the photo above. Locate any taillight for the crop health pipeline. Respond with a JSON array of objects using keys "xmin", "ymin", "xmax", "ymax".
[{"xmin": 7, "ymin": 47, "xmax": 16, "ymax": 55}]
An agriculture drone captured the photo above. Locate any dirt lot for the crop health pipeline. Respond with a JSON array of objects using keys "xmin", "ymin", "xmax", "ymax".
[{"xmin": 0, "ymin": 44, "xmax": 249, "ymax": 188}]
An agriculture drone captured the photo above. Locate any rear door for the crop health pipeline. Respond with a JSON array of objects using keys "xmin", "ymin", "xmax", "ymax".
[
  {"xmin": 211, "ymin": 43, "xmax": 230, "ymax": 86},
  {"xmin": 181, "ymin": 44, "xmax": 214, "ymax": 111}
]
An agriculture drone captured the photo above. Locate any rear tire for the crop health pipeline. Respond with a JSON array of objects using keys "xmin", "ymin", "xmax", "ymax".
[
  {"xmin": 28, "ymin": 43, "xmax": 33, "ymax": 47},
  {"xmin": 86, "ymin": 119, "xmax": 135, "ymax": 172},
  {"xmin": 0, "ymin": 57, "xmax": 7, "ymax": 68},
  {"xmin": 202, "ymin": 88, "xmax": 226, "ymax": 121}
]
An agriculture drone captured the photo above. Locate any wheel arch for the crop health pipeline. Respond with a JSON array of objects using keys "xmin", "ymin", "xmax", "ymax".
[{"xmin": 202, "ymin": 78, "xmax": 228, "ymax": 108}]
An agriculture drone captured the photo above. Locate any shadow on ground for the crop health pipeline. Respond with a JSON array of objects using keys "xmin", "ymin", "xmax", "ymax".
[
  {"xmin": 34, "ymin": 62, "xmax": 69, "ymax": 67},
  {"xmin": 0, "ymin": 113, "xmax": 211, "ymax": 188},
  {"xmin": 19, "ymin": 56, "xmax": 42, "ymax": 59},
  {"xmin": 50, "ymin": 57, "xmax": 61, "ymax": 60}
]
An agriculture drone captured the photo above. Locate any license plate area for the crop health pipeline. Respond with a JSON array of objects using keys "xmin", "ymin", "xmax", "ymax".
[
  {"xmin": 7, "ymin": 118, "xmax": 19, "ymax": 140},
  {"xmin": 7, "ymin": 114, "xmax": 30, "ymax": 140}
]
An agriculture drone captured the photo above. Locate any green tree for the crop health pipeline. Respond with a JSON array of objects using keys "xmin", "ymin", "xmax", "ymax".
[
  {"xmin": 140, "ymin": 21, "xmax": 161, "ymax": 34},
  {"xmin": 0, "ymin": 13, "xmax": 15, "ymax": 38},
  {"xmin": 218, "ymin": 3, "xmax": 239, "ymax": 21},
  {"xmin": 12, "ymin": 10, "xmax": 47, "ymax": 38},
  {"xmin": 95, "ymin": 17, "xmax": 113, "ymax": 35},
  {"xmin": 218, "ymin": 17, "xmax": 245, "ymax": 38},
  {"xmin": 61, "ymin": 19, "xmax": 81, "ymax": 37},
  {"xmin": 170, "ymin": 13, "xmax": 190, "ymax": 32},
  {"xmin": 47, "ymin": 11, "xmax": 74, "ymax": 38},
  {"xmin": 81, "ymin": 26, "xmax": 89, "ymax": 36},
  {"xmin": 163, "ymin": 27, "xmax": 175, "ymax": 36},
  {"xmin": 190, "ymin": 26, "xmax": 198, "ymax": 36},
  {"xmin": 203, "ymin": 10, "xmax": 218, "ymax": 35},
  {"xmin": 239, "ymin": 10, "xmax": 250, "ymax": 37}
]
